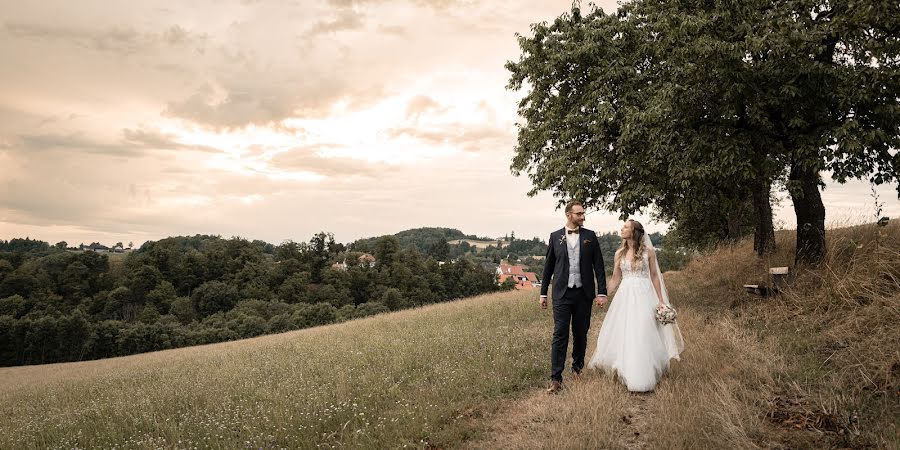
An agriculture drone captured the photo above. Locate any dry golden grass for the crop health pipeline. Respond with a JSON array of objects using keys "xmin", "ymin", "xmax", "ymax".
[
  {"xmin": 467, "ymin": 301, "xmax": 785, "ymax": 449},
  {"xmin": 670, "ymin": 220, "xmax": 899, "ymax": 448},
  {"xmin": 468, "ymin": 221, "xmax": 898, "ymax": 449}
]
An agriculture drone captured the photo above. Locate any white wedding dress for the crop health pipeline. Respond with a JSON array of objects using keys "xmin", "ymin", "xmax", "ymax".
[{"xmin": 588, "ymin": 250, "xmax": 684, "ymax": 392}]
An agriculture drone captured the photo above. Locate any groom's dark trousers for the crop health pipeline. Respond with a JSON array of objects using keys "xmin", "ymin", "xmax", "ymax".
[{"xmin": 551, "ymin": 288, "xmax": 592, "ymax": 382}]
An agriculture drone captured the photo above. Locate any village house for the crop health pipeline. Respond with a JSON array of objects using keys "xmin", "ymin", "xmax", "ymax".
[
  {"xmin": 80, "ymin": 243, "xmax": 110, "ymax": 253},
  {"xmin": 496, "ymin": 261, "xmax": 540, "ymax": 290},
  {"xmin": 331, "ymin": 253, "xmax": 377, "ymax": 271}
]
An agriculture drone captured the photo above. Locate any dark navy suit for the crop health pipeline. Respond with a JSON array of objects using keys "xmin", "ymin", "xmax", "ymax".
[{"xmin": 541, "ymin": 227, "xmax": 608, "ymax": 382}]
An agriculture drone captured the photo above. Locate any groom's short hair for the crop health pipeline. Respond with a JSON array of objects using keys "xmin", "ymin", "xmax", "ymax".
[{"xmin": 565, "ymin": 200, "xmax": 583, "ymax": 214}]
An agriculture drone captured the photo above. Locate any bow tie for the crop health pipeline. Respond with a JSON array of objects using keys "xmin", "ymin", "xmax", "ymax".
[{"xmin": 566, "ymin": 228, "xmax": 580, "ymax": 234}]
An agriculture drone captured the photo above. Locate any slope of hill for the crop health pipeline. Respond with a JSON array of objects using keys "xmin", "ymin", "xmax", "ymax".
[
  {"xmin": 0, "ymin": 290, "xmax": 548, "ymax": 449},
  {"xmin": 1, "ymin": 222, "xmax": 895, "ymax": 448}
]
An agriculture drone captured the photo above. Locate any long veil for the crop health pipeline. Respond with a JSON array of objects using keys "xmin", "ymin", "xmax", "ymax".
[{"xmin": 644, "ymin": 233, "xmax": 685, "ymax": 360}]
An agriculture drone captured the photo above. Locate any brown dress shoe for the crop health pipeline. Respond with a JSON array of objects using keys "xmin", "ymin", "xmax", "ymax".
[{"xmin": 546, "ymin": 380, "xmax": 563, "ymax": 394}]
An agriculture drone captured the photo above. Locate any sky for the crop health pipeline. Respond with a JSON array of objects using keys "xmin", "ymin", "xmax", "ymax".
[{"xmin": 1, "ymin": 0, "xmax": 897, "ymax": 248}]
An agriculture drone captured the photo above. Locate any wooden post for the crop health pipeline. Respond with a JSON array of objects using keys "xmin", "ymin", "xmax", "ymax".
[{"xmin": 769, "ymin": 267, "xmax": 789, "ymax": 294}]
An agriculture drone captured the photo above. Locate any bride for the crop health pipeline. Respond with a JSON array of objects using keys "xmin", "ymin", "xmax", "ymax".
[{"xmin": 588, "ymin": 219, "xmax": 684, "ymax": 392}]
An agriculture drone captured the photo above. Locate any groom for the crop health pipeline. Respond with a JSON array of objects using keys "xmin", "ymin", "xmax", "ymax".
[{"xmin": 540, "ymin": 200, "xmax": 608, "ymax": 394}]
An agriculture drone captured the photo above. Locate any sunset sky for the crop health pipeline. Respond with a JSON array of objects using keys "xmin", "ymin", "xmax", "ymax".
[{"xmin": 1, "ymin": 0, "xmax": 897, "ymax": 248}]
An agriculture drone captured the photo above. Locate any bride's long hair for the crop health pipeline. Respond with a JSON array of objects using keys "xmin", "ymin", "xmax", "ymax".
[{"xmin": 615, "ymin": 219, "xmax": 646, "ymax": 269}]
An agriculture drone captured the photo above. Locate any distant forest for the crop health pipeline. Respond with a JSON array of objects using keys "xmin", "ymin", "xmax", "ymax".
[
  {"xmin": 0, "ymin": 231, "xmax": 503, "ymax": 367},
  {"xmin": 0, "ymin": 227, "xmax": 689, "ymax": 367}
]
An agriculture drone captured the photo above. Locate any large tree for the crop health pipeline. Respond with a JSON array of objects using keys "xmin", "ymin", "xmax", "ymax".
[
  {"xmin": 508, "ymin": 1, "xmax": 900, "ymax": 264},
  {"xmin": 507, "ymin": 3, "xmax": 782, "ymax": 255},
  {"xmin": 757, "ymin": 0, "xmax": 900, "ymax": 263}
]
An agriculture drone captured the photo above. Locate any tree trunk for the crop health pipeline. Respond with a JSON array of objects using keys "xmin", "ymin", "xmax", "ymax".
[
  {"xmin": 751, "ymin": 176, "xmax": 776, "ymax": 256},
  {"xmin": 726, "ymin": 210, "xmax": 743, "ymax": 241},
  {"xmin": 790, "ymin": 164, "xmax": 826, "ymax": 265}
]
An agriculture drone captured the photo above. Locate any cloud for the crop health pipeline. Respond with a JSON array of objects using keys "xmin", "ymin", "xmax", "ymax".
[
  {"xmin": 163, "ymin": 81, "xmax": 305, "ymax": 129},
  {"xmin": 327, "ymin": 0, "xmax": 475, "ymax": 10},
  {"xmin": 404, "ymin": 95, "xmax": 445, "ymax": 120},
  {"xmin": 2, "ymin": 0, "xmax": 632, "ymax": 247},
  {"xmin": 385, "ymin": 123, "xmax": 513, "ymax": 152},
  {"xmin": 8, "ymin": 128, "xmax": 219, "ymax": 157},
  {"xmin": 376, "ymin": 25, "xmax": 406, "ymax": 36},
  {"xmin": 3, "ymin": 22, "xmax": 207, "ymax": 56},
  {"xmin": 268, "ymin": 146, "xmax": 395, "ymax": 178},
  {"xmin": 15, "ymin": 133, "xmax": 144, "ymax": 156},
  {"xmin": 121, "ymin": 128, "xmax": 220, "ymax": 153},
  {"xmin": 303, "ymin": 10, "xmax": 367, "ymax": 38}
]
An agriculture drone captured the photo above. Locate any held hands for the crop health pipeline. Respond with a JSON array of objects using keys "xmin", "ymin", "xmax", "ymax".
[{"xmin": 541, "ymin": 295, "xmax": 607, "ymax": 308}]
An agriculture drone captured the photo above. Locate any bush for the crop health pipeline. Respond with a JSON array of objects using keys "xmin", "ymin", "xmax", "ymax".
[
  {"xmin": 354, "ymin": 301, "xmax": 389, "ymax": 318},
  {"xmin": 291, "ymin": 303, "xmax": 337, "ymax": 328},
  {"xmin": 227, "ymin": 313, "xmax": 268, "ymax": 338},
  {"xmin": 268, "ymin": 313, "xmax": 294, "ymax": 333},
  {"xmin": 191, "ymin": 281, "xmax": 240, "ymax": 317}
]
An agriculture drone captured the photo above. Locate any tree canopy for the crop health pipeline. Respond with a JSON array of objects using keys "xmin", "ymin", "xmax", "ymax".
[{"xmin": 507, "ymin": 0, "xmax": 899, "ymax": 263}]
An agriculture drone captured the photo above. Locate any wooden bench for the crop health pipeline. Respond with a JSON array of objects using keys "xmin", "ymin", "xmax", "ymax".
[{"xmin": 743, "ymin": 267, "xmax": 790, "ymax": 297}]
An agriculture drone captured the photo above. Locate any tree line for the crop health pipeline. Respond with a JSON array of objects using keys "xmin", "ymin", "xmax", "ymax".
[{"xmin": 0, "ymin": 233, "xmax": 504, "ymax": 367}]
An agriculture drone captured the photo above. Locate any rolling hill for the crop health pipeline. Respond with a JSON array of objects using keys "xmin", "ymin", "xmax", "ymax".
[{"xmin": 1, "ymin": 222, "xmax": 896, "ymax": 449}]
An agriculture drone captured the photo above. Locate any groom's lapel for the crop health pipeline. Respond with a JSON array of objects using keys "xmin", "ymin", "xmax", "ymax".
[
  {"xmin": 578, "ymin": 229, "xmax": 593, "ymax": 269},
  {"xmin": 557, "ymin": 228, "xmax": 568, "ymax": 273}
]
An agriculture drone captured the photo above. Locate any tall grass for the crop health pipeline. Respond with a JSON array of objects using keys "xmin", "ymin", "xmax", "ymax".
[
  {"xmin": 465, "ymin": 299, "xmax": 786, "ymax": 449},
  {"xmin": 0, "ymin": 290, "xmax": 551, "ymax": 449},
  {"xmin": 466, "ymin": 222, "xmax": 898, "ymax": 449},
  {"xmin": 658, "ymin": 221, "xmax": 899, "ymax": 448}
]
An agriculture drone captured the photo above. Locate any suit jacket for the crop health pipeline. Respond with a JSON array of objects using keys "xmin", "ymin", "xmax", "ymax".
[{"xmin": 540, "ymin": 227, "xmax": 608, "ymax": 302}]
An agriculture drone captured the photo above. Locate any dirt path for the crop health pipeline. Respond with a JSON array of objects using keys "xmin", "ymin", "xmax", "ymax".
[
  {"xmin": 462, "ymin": 373, "xmax": 655, "ymax": 449},
  {"xmin": 620, "ymin": 392, "xmax": 650, "ymax": 450}
]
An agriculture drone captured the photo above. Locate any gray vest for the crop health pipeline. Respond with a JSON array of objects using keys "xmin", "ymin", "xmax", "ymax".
[{"xmin": 566, "ymin": 234, "xmax": 582, "ymax": 288}]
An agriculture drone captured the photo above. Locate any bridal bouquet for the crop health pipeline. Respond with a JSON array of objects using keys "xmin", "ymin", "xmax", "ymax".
[{"xmin": 655, "ymin": 304, "xmax": 677, "ymax": 324}]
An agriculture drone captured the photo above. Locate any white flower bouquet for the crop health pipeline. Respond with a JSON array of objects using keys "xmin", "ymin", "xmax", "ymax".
[{"xmin": 655, "ymin": 304, "xmax": 677, "ymax": 324}]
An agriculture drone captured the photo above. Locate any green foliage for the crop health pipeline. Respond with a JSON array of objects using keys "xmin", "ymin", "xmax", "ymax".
[
  {"xmin": 0, "ymin": 231, "xmax": 506, "ymax": 367},
  {"xmin": 351, "ymin": 227, "xmax": 467, "ymax": 255},
  {"xmin": 292, "ymin": 303, "xmax": 338, "ymax": 328},
  {"xmin": 0, "ymin": 238, "xmax": 51, "ymax": 253},
  {"xmin": 373, "ymin": 236, "xmax": 401, "ymax": 267},
  {"xmin": 354, "ymin": 301, "xmax": 389, "ymax": 318},
  {"xmin": 380, "ymin": 287, "xmax": 408, "ymax": 311},
  {"xmin": 0, "ymin": 295, "xmax": 27, "ymax": 318},
  {"xmin": 428, "ymin": 238, "xmax": 451, "ymax": 261},
  {"xmin": 500, "ymin": 276, "xmax": 518, "ymax": 290},
  {"xmin": 170, "ymin": 296, "xmax": 196, "ymax": 325},
  {"xmin": 192, "ymin": 281, "xmax": 240, "ymax": 317},
  {"xmin": 278, "ymin": 272, "xmax": 311, "ymax": 304},
  {"xmin": 137, "ymin": 305, "xmax": 161, "ymax": 324},
  {"xmin": 507, "ymin": 0, "xmax": 900, "ymax": 260}
]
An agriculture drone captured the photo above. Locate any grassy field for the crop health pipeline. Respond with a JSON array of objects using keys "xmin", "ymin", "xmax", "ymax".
[
  {"xmin": 0, "ymin": 289, "xmax": 552, "ymax": 449},
  {"xmin": 3, "ymin": 223, "xmax": 897, "ymax": 449}
]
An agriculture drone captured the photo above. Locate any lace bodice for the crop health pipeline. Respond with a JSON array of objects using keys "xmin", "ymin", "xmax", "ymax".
[{"xmin": 620, "ymin": 251, "xmax": 650, "ymax": 279}]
